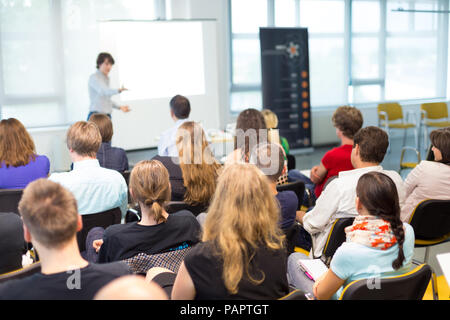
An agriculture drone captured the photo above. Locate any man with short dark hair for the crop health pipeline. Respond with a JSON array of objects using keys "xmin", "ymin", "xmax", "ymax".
[
  {"xmin": 296, "ymin": 126, "xmax": 406, "ymax": 258},
  {"xmin": 0, "ymin": 179, "xmax": 130, "ymax": 300},
  {"xmin": 88, "ymin": 52, "xmax": 130, "ymax": 120},
  {"xmin": 158, "ymin": 95, "xmax": 191, "ymax": 157}
]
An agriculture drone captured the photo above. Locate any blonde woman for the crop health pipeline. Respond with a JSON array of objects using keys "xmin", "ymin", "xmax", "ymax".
[
  {"xmin": 261, "ymin": 109, "xmax": 290, "ymax": 156},
  {"xmin": 87, "ymin": 160, "xmax": 201, "ymax": 263},
  {"xmin": 170, "ymin": 163, "xmax": 289, "ymax": 299},
  {"xmin": 154, "ymin": 121, "xmax": 221, "ymax": 215}
]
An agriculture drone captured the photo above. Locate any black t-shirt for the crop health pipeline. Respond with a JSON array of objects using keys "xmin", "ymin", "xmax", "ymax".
[
  {"xmin": 276, "ymin": 191, "xmax": 298, "ymax": 230},
  {"xmin": 0, "ymin": 262, "xmax": 130, "ymax": 300},
  {"xmin": 184, "ymin": 241, "xmax": 289, "ymax": 300},
  {"xmin": 98, "ymin": 210, "xmax": 201, "ymax": 263}
]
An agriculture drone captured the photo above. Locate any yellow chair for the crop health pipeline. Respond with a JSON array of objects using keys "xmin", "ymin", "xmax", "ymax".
[
  {"xmin": 399, "ymin": 146, "xmax": 421, "ymax": 175},
  {"xmin": 420, "ymin": 102, "xmax": 450, "ymax": 150},
  {"xmin": 377, "ymin": 103, "xmax": 418, "ymax": 151}
]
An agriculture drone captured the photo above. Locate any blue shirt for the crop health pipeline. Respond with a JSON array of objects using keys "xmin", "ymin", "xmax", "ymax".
[
  {"xmin": 157, "ymin": 119, "xmax": 189, "ymax": 157},
  {"xmin": 0, "ymin": 155, "xmax": 50, "ymax": 189},
  {"xmin": 276, "ymin": 190, "xmax": 298, "ymax": 230},
  {"xmin": 330, "ymin": 223, "xmax": 415, "ymax": 299},
  {"xmin": 88, "ymin": 70, "xmax": 120, "ymax": 114},
  {"xmin": 97, "ymin": 142, "xmax": 129, "ymax": 172},
  {"xmin": 49, "ymin": 159, "xmax": 127, "ymax": 216}
]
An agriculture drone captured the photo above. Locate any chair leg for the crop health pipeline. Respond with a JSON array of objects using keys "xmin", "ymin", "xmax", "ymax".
[
  {"xmin": 402, "ymin": 129, "xmax": 407, "ymax": 148},
  {"xmin": 424, "ymin": 247, "xmax": 439, "ymax": 300}
]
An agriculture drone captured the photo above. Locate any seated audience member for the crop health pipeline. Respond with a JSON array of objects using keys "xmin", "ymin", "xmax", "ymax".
[
  {"xmin": 94, "ymin": 275, "xmax": 167, "ymax": 300},
  {"xmin": 88, "ymin": 113, "xmax": 129, "ymax": 172},
  {"xmin": 261, "ymin": 109, "xmax": 290, "ymax": 156},
  {"xmin": 226, "ymin": 108, "xmax": 268, "ymax": 164},
  {"xmin": 49, "ymin": 121, "xmax": 127, "ymax": 216},
  {"xmin": 288, "ymin": 172, "xmax": 415, "ymax": 300},
  {"xmin": 158, "ymin": 95, "xmax": 191, "ymax": 157},
  {"xmin": 0, "ymin": 179, "xmax": 130, "ymax": 300},
  {"xmin": 153, "ymin": 121, "xmax": 221, "ymax": 214},
  {"xmin": 0, "ymin": 118, "xmax": 50, "ymax": 189},
  {"xmin": 0, "ymin": 212, "xmax": 26, "ymax": 274},
  {"xmin": 249, "ymin": 142, "xmax": 298, "ymax": 230},
  {"xmin": 88, "ymin": 160, "xmax": 201, "ymax": 263},
  {"xmin": 261, "ymin": 109, "xmax": 289, "ymax": 185},
  {"xmin": 296, "ymin": 126, "xmax": 406, "ymax": 258},
  {"xmin": 159, "ymin": 163, "xmax": 289, "ymax": 299},
  {"xmin": 401, "ymin": 127, "xmax": 450, "ymax": 221},
  {"xmin": 289, "ymin": 106, "xmax": 363, "ymax": 198}
]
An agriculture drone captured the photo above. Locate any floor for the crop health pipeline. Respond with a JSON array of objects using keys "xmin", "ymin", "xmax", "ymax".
[{"xmin": 126, "ymin": 134, "xmax": 450, "ymax": 280}]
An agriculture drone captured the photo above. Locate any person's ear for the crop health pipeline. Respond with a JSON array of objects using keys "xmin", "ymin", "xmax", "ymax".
[
  {"xmin": 76, "ymin": 214, "xmax": 83, "ymax": 232},
  {"xmin": 355, "ymin": 196, "xmax": 363, "ymax": 213},
  {"xmin": 23, "ymin": 223, "xmax": 32, "ymax": 243},
  {"xmin": 129, "ymin": 187, "xmax": 135, "ymax": 202}
]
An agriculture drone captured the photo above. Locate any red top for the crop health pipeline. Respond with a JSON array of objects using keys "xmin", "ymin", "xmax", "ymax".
[{"xmin": 314, "ymin": 144, "xmax": 354, "ymax": 198}]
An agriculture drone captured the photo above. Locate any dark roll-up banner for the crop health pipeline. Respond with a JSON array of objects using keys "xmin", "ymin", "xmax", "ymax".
[{"xmin": 260, "ymin": 27, "xmax": 312, "ymax": 150}]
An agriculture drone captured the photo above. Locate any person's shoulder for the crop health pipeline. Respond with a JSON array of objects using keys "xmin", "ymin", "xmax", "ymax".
[
  {"xmin": 381, "ymin": 169, "xmax": 403, "ymax": 184},
  {"xmin": 277, "ymin": 190, "xmax": 298, "ymax": 206},
  {"xmin": 88, "ymin": 262, "xmax": 130, "ymax": 277},
  {"xmin": 186, "ymin": 241, "xmax": 215, "ymax": 261},
  {"xmin": 170, "ymin": 210, "xmax": 199, "ymax": 226},
  {"xmin": 0, "ymin": 275, "xmax": 36, "ymax": 299},
  {"xmin": 402, "ymin": 223, "xmax": 415, "ymax": 243},
  {"xmin": 48, "ymin": 171, "xmax": 71, "ymax": 183},
  {"xmin": 104, "ymin": 222, "xmax": 134, "ymax": 237}
]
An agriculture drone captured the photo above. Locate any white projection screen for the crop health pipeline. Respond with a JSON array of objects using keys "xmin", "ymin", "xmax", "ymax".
[{"xmin": 98, "ymin": 20, "xmax": 220, "ymax": 150}]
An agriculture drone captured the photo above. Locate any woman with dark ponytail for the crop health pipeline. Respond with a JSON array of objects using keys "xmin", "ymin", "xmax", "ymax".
[
  {"xmin": 287, "ymin": 171, "xmax": 415, "ymax": 300},
  {"xmin": 87, "ymin": 160, "xmax": 201, "ymax": 263}
]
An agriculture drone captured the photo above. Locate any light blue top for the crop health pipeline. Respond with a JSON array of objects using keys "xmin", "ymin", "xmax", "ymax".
[
  {"xmin": 157, "ymin": 119, "xmax": 189, "ymax": 157},
  {"xmin": 330, "ymin": 223, "xmax": 415, "ymax": 300},
  {"xmin": 49, "ymin": 159, "xmax": 127, "ymax": 216},
  {"xmin": 88, "ymin": 70, "xmax": 120, "ymax": 114}
]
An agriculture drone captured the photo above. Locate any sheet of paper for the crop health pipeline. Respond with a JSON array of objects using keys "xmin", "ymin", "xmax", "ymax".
[{"xmin": 437, "ymin": 253, "xmax": 450, "ymax": 286}]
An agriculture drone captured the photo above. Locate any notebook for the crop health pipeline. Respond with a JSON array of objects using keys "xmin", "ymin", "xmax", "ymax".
[{"xmin": 298, "ymin": 259, "xmax": 329, "ymax": 281}]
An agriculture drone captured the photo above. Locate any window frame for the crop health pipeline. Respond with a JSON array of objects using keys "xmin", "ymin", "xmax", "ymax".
[{"xmin": 228, "ymin": 0, "xmax": 450, "ymax": 113}]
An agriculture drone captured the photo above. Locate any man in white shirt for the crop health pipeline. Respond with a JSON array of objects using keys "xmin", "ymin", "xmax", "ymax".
[
  {"xmin": 157, "ymin": 95, "xmax": 191, "ymax": 157},
  {"xmin": 49, "ymin": 121, "xmax": 128, "ymax": 216},
  {"xmin": 296, "ymin": 126, "xmax": 406, "ymax": 258}
]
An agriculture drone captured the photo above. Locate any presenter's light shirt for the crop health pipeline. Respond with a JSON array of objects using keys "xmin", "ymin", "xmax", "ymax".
[
  {"xmin": 330, "ymin": 223, "xmax": 415, "ymax": 299},
  {"xmin": 88, "ymin": 70, "xmax": 120, "ymax": 114},
  {"xmin": 49, "ymin": 159, "xmax": 127, "ymax": 216},
  {"xmin": 158, "ymin": 119, "xmax": 189, "ymax": 157}
]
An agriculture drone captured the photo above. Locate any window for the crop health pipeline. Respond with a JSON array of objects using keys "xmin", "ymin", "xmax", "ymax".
[
  {"xmin": 0, "ymin": 0, "xmax": 163, "ymax": 127},
  {"xmin": 229, "ymin": 0, "xmax": 449, "ymax": 112}
]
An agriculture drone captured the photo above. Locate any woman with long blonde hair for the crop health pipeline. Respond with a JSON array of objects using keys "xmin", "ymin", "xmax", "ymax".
[
  {"xmin": 176, "ymin": 121, "xmax": 221, "ymax": 206},
  {"xmin": 87, "ymin": 160, "xmax": 201, "ymax": 263},
  {"xmin": 0, "ymin": 118, "xmax": 50, "ymax": 189},
  {"xmin": 171, "ymin": 163, "xmax": 289, "ymax": 299},
  {"xmin": 153, "ymin": 121, "xmax": 221, "ymax": 215}
]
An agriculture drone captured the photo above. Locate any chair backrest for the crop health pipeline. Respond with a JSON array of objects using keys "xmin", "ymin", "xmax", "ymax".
[
  {"xmin": 283, "ymin": 222, "xmax": 302, "ymax": 254},
  {"xmin": 165, "ymin": 201, "xmax": 207, "ymax": 216},
  {"xmin": 123, "ymin": 246, "xmax": 193, "ymax": 274},
  {"xmin": 408, "ymin": 199, "xmax": 450, "ymax": 241},
  {"xmin": 321, "ymin": 217, "xmax": 355, "ymax": 266},
  {"xmin": 121, "ymin": 170, "xmax": 132, "ymax": 204},
  {"xmin": 276, "ymin": 180, "xmax": 305, "ymax": 211},
  {"xmin": 421, "ymin": 102, "xmax": 448, "ymax": 120},
  {"xmin": 378, "ymin": 103, "xmax": 403, "ymax": 121},
  {"xmin": 77, "ymin": 207, "xmax": 121, "ymax": 252},
  {"xmin": 0, "ymin": 189, "xmax": 23, "ymax": 215},
  {"xmin": 339, "ymin": 263, "xmax": 432, "ymax": 300},
  {"xmin": 0, "ymin": 262, "xmax": 41, "ymax": 284}
]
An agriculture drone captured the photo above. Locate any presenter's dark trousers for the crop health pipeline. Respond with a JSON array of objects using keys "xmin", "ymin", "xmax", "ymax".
[{"xmin": 87, "ymin": 111, "xmax": 111, "ymax": 121}]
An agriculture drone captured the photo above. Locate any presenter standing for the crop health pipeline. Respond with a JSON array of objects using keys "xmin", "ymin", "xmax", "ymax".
[{"xmin": 87, "ymin": 52, "xmax": 130, "ymax": 120}]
